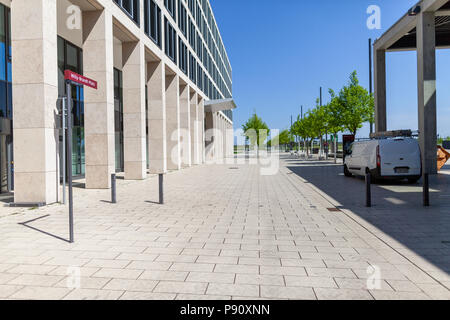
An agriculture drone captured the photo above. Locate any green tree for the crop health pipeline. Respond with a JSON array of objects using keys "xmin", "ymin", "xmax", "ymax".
[
  {"xmin": 268, "ymin": 129, "xmax": 291, "ymax": 148},
  {"xmin": 337, "ymin": 71, "xmax": 374, "ymax": 136},
  {"xmin": 327, "ymin": 89, "xmax": 345, "ymax": 163},
  {"xmin": 242, "ymin": 112, "xmax": 270, "ymax": 156}
]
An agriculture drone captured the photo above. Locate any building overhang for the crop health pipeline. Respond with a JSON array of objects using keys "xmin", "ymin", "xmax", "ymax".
[
  {"xmin": 204, "ymin": 98, "xmax": 237, "ymax": 113},
  {"xmin": 374, "ymin": 0, "xmax": 450, "ymax": 52}
]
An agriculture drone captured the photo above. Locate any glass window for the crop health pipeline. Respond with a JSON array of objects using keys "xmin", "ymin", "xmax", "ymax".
[
  {"xmin": 113, "ymin": 0, "xmax": 140, "ymax": 24},
  {"xmin": 145, "ymin": 0, "xmax": 161, "ymax": 47}
]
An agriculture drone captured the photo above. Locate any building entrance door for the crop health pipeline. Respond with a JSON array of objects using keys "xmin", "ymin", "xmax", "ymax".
[
  {"xmin": 114, "ymin": 68, "xmax": 124, "ymax": 173},
  {"xmin": 0, "ymin": 124, "xmax": 12, "ymax": 193}
]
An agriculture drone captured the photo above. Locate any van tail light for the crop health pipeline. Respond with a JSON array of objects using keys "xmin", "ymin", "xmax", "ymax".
[{"xmin": 376, "ymin": 145, "xmax": 381, "ymax": 168}]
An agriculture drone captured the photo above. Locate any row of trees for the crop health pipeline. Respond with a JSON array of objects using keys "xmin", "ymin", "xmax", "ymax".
[{"xmin": 291, "ymin": 71, "xmax": 374, "ymax": 161}]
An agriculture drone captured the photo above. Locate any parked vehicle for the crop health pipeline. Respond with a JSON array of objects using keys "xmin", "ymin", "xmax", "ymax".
[{"xmin": 343, "ymin": 137, "xmax": 422, "ymax": 183}]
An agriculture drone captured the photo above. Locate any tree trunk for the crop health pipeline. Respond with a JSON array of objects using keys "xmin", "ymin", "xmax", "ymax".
[{"xmin": 334, "ymin": 134, "xmax": 337, "ymax": 164}]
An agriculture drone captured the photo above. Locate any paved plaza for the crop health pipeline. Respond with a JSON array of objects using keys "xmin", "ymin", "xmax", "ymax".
[{"xmin": 0, "ymin": 154, "xmax": 449, "ymax": 300}]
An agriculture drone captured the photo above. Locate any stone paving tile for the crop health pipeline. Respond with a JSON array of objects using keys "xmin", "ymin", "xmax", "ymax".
[
  {"xmin": 197, "ymin": 256, "xmax": 238, "ymax": 265},
  {"xmin": 115, "ymin": 253, "xmax": 158, "ymax": 262},
  {"xmin": 85, "ymin": 259, "xmax": 130, "ymax": 269},
  {"xmin": 352, "ymin": 268, "xmax": 408, "ymax": 281},
  {"xmin": 119, "ymin": 291, "xmax": 176, "ymax": 300},
  {"xmin": 260, "ymin": 266, "xmax": 307, "ymax": 276},
  {"xmin": 214, "ymin": 264, "xmax": 259, "ymax": 274},
  {"xmin": 63, "ymin": 289, "xmax": 124, "ymax": 300},
  {"xmin": 47, "ymin": 266, "xmax": 100, "ymax": 277},
  {"xmin": 414, "ymin": 283, "xmax": 450, "ymax": 300},
  {"xmin": 314, "ymin": 288, "xmax": 373, "ymax": 300},
  {"xmin": 155, "ymin": 254, "xmax": 198, "ymax": 263},
  {"xmin": 281, "ymin": 258, "xmax": 326, "ymax": 268},
  {"xmin": 238, "ymin": 257, "xmax": 281, "ymax": 267},
  {"xmin": 220, "ymin": 250, "xmax": 259, "ymax": 258},
  {"xmin": 334, "ymin": 278, "xmax": 392, "ymax": 291},
  {"xmin": 126, "ymin": 261, "xmax": 171, "ymax": 271},
  {"xmin": 0, "ymin": 284, "xmax": 23, "ymax": 298},
  {"xmin": 235, "ymin": 274, "xmax": 284, "ymax": 286},
  {"xmin": 170, "ymin": 263, "xmax": 214, "ymax": 273},
  {"xmin": 0, "ymin": 264, "xmax": 16, "ymax": 273},
  {"xmin": 154, "ymin": 281, "xmax": 208, "ymax": 295},
  {"xmin": 8, "ymin": 274, "xmax": 64, "ymax": 287},
  {"xmin": 305, "ymin": 267, "xmax": 357, "ymax": 278},
  {"xmin": 260, "ymin": 250, "xmax": 300, "ymax": 259},
  {"xmin": 285, "ymin": 276, "xmax": 337, "ymax": 288},
  {"xmin": 369, "ymin": 290, "xmax": 431, "ymax": 300},
  {"xmin": 386, "ymin": 280, "xmax": 422, "ymax": 293},
  {"xmin": 260, "ymin": 286, "xmax": 316, "ymax": 300},
  {"xmin": 54, "ymin": 277, "xmax": 111, "ymax": 290},
  {"xmin": 139, "ymin": 270, "xmax": 188, "ymax": 282},
  {"xmin": 103, "ymin": 279, "xmax": 158, "ymax": 292},
  {"xmin": 206, "ymin": 283, "xmax": 259, "ymax": 297},
  {"xmin": 92, "ymin": 268, "xmax": 143, "ymax": 280},
  {"xmin": 186, "ymin": 272, "xmax": 235, "ymax": 284},
  {"xmin": 175, "ymin": 294, "xmax": 232, "ymax": 300},
  {"xmin": 10, "ymin": 286, "xmax": 72, "ymax": 300},
  {"xmin": 5, "ymin": 264, "xmax": 58, "ymax": 275}
]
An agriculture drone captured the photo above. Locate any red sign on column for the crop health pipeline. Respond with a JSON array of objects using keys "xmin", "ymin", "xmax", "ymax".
[{"xmin": 64, "ymin": 70, "xmax": 98, "ymax": 89}]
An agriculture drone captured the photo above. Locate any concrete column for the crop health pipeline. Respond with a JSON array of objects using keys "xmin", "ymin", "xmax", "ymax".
[
  {"xmin": 219, "ymin": 115, "xmax": 224, "ymax": 159},
  {"xmin": 83, "ymin": 10, "xmax": 115, "ymax": 189},
  {"xmin": 205, "ymin": 111, "xmax": 214, "ymax": 162},
  {"xmin": 417, "ymin": 12, "xmax": 437, "ymax": 174},
  {"xmin": 222, "ymin": 116, "xmax": 226, "ymax": 159},
  {"xmin": 179, "ymin": 84, "xmax": 191, "ymax": 167},
  {"xmin": 11, "ymin": 0, "xmax": 59, "ymax": 204},
  {"xmin": 147, "ymin": 60, "xmax": 167, "ymax": 174},
  {"xmin": 190, "ymin": 91, "xmax": 199, "ymax": 165},
  {"xmin": 166, "ymin": 74, "xmax": 180, "ymax": 170},
  {"xmin": 122, "ymin": 41, "xmax": 146, "ymax": 180},
  {"xmin": 227, "ymin": 121, "xmax": 234, "ymax": 157},
  {"xmin": 374, "ymin": 49, "xmax": 387, "ymax": 133},
  {"xmin": 198, "ymin": 98, "xmax": 205, "ymax": 164}
]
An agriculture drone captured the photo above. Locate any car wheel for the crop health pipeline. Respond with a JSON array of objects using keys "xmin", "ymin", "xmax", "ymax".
[{"xmin": 344, "ymin": 165, "xmax": 352, "ymax": 177}]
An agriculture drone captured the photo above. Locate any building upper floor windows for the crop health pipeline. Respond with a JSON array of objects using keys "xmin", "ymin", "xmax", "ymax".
[
  {"xmin": 178, "ymin": 37, "xmax": 187, "ymax": 75},
  {"xmin": 164, "ymin": 18, "xmax": 177, "ymax": 63},
  {"xmin": 144, "ymin": 0, "xmax": 162, "ymax": 47},
  {"xmin": 165, "ymin": 0, "xmax": 177, "ymax": 20},
  {"xmin": 113, "ymin": 0, "xmax": 140, "ymax": 24},
  {"xmin": 178, "ymin": 1, "xmax": 187, "ymax": 36}
]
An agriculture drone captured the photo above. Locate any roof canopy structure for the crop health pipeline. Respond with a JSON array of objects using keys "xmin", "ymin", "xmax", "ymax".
[
  {"xmin": 204, "ymin": 98, "xmax": 237, "ymax": 113},
  {"xmin": 374, "ymin": 0, "xmax": 450, "ymax": 51},
  {"xmin": 373, "ymin": 0, "xmax": 450, "ymax": 175}
]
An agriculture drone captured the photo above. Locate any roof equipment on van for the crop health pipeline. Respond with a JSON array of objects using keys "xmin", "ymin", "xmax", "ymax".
[
  {"xmin": 437, "ymin": 146, "xmax": 450, "ymax": 171},
  {"xmin": 370, "ymin": 130, "xmax": 413, "ymax": 139}
]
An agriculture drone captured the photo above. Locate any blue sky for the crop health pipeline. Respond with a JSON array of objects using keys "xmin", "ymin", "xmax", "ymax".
[{"xmin": 210, "ymin": 0, "xmax": 450, "ymax": 139}]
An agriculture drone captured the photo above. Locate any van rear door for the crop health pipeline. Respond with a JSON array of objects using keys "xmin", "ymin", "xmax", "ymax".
[{"xmin": 379, "ymin": 139, "xmax": 421, "ymax": 176}]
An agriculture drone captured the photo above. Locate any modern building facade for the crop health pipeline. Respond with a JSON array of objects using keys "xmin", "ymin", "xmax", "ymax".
[
  {"xmin": 374, "ymin": 0, "xmax": 450, "ymax": 175},
  {"xmin": 0, "ymin": 0, "xmax": 235, "ymax": 204}
]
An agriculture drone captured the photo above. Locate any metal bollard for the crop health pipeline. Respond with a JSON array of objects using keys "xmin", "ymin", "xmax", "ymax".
[
  {"xmin": 111, "ymin": 173, "xmax": 117, "ymax": 204},
  {"xmin": 159, "ymin": 174, "xmax": 164, "ymax": 205},
  {"xmin": 423, "ymin": 173, "xmax": 429, "ymax": 207},
  {"xmin": 365, "ymin": 173, "xmax": 371, "ymax": 208}
]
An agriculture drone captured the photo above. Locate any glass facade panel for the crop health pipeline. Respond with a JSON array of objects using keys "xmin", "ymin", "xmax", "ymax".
[
  {"xmin": 57, "ymin": 37, "xmax": 85, "ymax": 177},
  {"xmin": 114, "ymin": 68, "xmax": 124, "ymax": 173},
  {"xmin": 0, "ymin": 3, "xmax": 12, "ymax": 193}
]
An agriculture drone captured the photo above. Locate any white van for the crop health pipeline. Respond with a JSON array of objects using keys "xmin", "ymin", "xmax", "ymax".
[{"xmin": 344, "ymin": 137, "xmax": 422, "ymax": 183}]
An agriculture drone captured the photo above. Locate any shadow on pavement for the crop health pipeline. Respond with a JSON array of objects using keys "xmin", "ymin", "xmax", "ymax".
[
  {"xmin": 283, "ymin": 154, "xmax": 450, "ymax": 275},
  {"xmin": 18, "ymin": 214, "xmax": 71, "ymax": 243}
]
